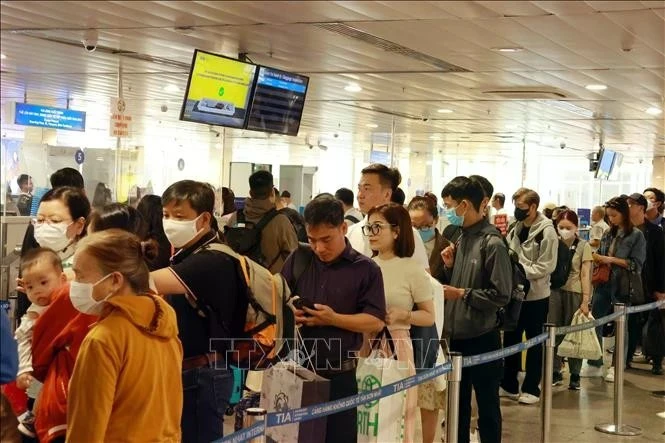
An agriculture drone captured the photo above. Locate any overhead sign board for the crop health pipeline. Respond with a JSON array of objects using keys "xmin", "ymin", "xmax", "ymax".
[
  {"xmin": 109, "ymin": 97, "xmax": 132, "ymax": 137},
  {"xmin": 14, "ymin": 103, "xmax": 86, "ymax": 132}
]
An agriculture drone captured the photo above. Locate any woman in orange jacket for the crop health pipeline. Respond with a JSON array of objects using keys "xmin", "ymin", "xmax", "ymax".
[{"xmin": 65, "ymin": 229, "xmax": 183, "ymax": 442}]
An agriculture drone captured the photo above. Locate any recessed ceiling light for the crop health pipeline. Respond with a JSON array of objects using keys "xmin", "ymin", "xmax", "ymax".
[
  {"xmin": 366, "ymin": 123, "xmax": 378, "ymax": 128},
  {"xmin": 493, "ymin": 47, "xmax": 523, "ymax": 53},
  {"xmin": 646, "ymin": 107, "xmax": 663, "ymax": 115},
  {"xmin": 585, "ymin": 84, "xmax": 607, "ymax": 91},
  {"xmin": 0, "ymin": 54, "xmax": 6, "ymax": 59},
  {"xmin": 437, "ymin": 109, "xmax": 453, "ymax": 114},
  {"xmin": 344, "ymin": 83, "xmax": 362, "ymax": 92},
  {"xmin": 163, "ymin": 84, "xmax": 180, "ymax": 93},
  {"xmin": 430, "ymin": 135, "xmax": 441, "ymax": 140}
]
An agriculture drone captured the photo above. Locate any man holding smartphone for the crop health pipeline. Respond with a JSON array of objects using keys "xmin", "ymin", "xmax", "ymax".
[{"xmin": 281, "ymin": 195, "xmax": 386, "ymax": 443}]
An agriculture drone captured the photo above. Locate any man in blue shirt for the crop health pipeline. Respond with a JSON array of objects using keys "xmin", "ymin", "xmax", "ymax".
[{"xmin": 281, "ymin": 195, "xmax": 386, "ymax": 443}]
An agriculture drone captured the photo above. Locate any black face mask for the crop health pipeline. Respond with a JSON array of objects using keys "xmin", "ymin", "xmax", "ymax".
[{"xmin": 514, "ymin": 207, "xmax": 529, "ymax": 221}]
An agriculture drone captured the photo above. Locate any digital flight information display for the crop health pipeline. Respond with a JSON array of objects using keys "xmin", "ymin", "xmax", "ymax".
[{"xmin": 245, "ymin": 66, "xmax": 309, "ymax": 136}]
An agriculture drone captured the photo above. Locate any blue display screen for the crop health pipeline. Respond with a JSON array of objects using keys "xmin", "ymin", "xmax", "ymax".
[
  {"xmin": 14, "ymin": 103, "xmax": 86, "ymax": 132},
  {"xmin": 596, "ymin": 149, "xmax": 615, "ymax": 180}
]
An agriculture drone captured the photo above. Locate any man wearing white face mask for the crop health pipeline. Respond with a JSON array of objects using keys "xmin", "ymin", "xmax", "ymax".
[
  {"xmin": 150, "ymin": 180, "xmax": 243, "ymax": 443},
  {"xmin": 644, "ymin": 187, "xmax": 665, "ymax": 231}
]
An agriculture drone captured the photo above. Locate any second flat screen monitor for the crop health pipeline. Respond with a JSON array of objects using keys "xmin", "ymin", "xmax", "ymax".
[
  {"xmin": 246, "ymin": 66, "xmax": 309, "ymax": 136},
  {"xmin": 180, "ymin": 50, "xmax": 257, "ymax": 129}
]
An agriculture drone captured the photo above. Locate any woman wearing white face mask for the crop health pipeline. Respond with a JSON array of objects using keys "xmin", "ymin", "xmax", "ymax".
[
  {"xmin": 66, "ymin": 229, "xmax": 183, "ymax": 442},
  {"xmin": 548, "ymin": 210, "xmax": 593, "ymax": 390},
  {"xmin": 32, "ymin": 187, "xmax": 90, "ymax": 272}
]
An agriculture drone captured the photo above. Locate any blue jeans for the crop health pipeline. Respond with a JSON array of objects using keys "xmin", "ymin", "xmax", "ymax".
[
  {"xmin": 182, "ymin": 364, "xmax": 234, "ymax": 443},
  {"xmin": 589, "ymin": 285, "xmax": 628, "ymax": 368}
]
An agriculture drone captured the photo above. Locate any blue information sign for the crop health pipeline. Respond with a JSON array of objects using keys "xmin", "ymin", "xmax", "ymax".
[
  {"xmin": 14, "ymin": 103, "xmax": 86, "ymax": 132},
  {"xmin": 74, "ymin": 149, "xmax": 85, "ymax": 165}
]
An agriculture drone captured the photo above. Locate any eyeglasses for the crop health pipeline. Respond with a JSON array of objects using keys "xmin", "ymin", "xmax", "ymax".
[
  {"xmin": 361, "ymin": 222, "xmax": 396, "ymax": 236},
  {"xmin": 31, "ymin": 218, "xmax": 71, "ymax": 226}
]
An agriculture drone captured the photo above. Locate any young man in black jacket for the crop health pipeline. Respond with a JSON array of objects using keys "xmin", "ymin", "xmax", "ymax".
[{"xmin": 440, "ymin": 176, "xmax": 512, "ymax": 443}]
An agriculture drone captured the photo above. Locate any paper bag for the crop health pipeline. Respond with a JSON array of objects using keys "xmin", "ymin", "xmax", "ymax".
[{"xmin": 260, "ymin": 361, "xmax": 330, "ymax": 443}]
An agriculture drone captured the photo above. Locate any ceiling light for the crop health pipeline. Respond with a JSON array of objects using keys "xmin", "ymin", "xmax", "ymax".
[
  {"xmin": 366, "ymin": 123, "xmax": 378, "ymax": 128},
  {"xmin": 646, "ymin": 107, "xmax": 663, "ymax": 115},
  {"xmin": 493, "ymin": 47, "xmax": 523, "ymax": 53},
  {"xmin": 0, "ymin": 54, "xmax": 6, "ymax": 59},
  {"xmin": 344, "ymin": 83, "xmax": 362, "ymax": 92},
  {"xmin": 585, "ymin": 84, "xmax": 607, "ymax": 91},
  {"xmin": 163, "ymin": 84, "xmax": 180, "ymax": 93},
  {"xmin": 437, "ymin": 108, "xmax": 453, "ymax": 114},
  {"xmin": 429, "ymin": 135, "xmax": 441, "ymax": 140}
]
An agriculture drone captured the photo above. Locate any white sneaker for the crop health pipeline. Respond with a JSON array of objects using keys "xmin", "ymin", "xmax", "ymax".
[
  {"xmin": 518, "ymin": 393, "xmax": 540, "ymax": 404},
  {"xmin": 605, "ymin": 367, "xmax": 615, "ymax": 383},
  {"xmin": 499, "ymin": 387, "xmax": 519, "ymax": 400},
  {"xmin": 580, "ymin": 365, "xmax": 603, "ymax": 378}
]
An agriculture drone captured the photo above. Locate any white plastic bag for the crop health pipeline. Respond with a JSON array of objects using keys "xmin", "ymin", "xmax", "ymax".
[{"xmin": 557, "ymin": 310, "xmax": 602, "ymax": 360}]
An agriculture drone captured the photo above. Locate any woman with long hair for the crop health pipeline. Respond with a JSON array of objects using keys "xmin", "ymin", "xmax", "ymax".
[
  {"xmin": 364, "ymin": 203, "xmax": 435, "ymax": 443},
  {"xmin": 582, "ymin": 197, "xmax": 646, "ymax": 382},
  {"xmin": 137, "ymin": 195, "xmax": 172, "ymax": 270}
]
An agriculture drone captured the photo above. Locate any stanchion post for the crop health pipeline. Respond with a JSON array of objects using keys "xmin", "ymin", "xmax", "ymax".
[
  {"xmin": 595, "ymin": 303, "xmax": 642, "ymax": 436},
  {"xmin": 446, "ymin": 352, "xmax": 463, "ymax": 443},
  {"xmin": 541, "ymin": 323, "xmax": 556, "ymax": 443},
  {"xmin": 243, "ymin": 407, "xmax": 267, "ymax": 443}
]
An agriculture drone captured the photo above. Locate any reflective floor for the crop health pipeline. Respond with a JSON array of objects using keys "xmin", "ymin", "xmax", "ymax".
[{"xmin": 225, "ymin": 360, "xmax": 665, "ymax": 442}]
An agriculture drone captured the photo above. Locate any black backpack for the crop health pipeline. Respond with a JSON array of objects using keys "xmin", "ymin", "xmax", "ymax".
[
  {"xmin": 534, "ymin": 231, "xmax": 577, "ymax": 290},
  {"xmin": 224, "ymin": 209, "xmax": 280, "ymax": 269},
  {"xmin": 481, "ymin": 231, "xmax": 530, "ymax": 331},
  {"xmin": 278, "ymin": 208, "xmax": 308, "ymax": 243}
]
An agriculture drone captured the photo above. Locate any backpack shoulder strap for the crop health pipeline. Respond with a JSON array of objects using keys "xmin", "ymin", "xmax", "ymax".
[
  {"xmin": 254, "ymin": 208, "xmax": 280, "ymax": 233},
  {"xmin": 289, "ymin": 243, "xmax": 314, "ymax": 292},
  {"xmin": 344, "ymin": 214, "xmax": 360, "ymax": 224}
]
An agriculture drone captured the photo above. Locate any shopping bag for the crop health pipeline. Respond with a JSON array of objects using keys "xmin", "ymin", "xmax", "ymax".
[
  {"xmin": 557, "ymin": 311, "xmax": 602, "ymax": 360},
  {"xmin": 260, "ymin": 361, "xmax": 330, "ymax": 443},
  {"xmin": 430, "ymin": 275, "xmax": 447, "ymax": 391},
  {"xmin": 356, "ymin": 329, "xmax": 410, "ymax": 443}
]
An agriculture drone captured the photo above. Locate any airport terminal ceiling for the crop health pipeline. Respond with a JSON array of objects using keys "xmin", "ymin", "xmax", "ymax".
[{"xmin": 0, "ymin": 1, "xmax": 664, "ymax": 161}]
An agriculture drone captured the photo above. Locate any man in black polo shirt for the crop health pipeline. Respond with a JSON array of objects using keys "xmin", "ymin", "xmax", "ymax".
[
  {"xmin": 151, "ymin": 180, "xmax": 245, "ymax": 443},
  {"xmin": 281, "ymin": 196, "xmax": 386, "ymax": 443}
]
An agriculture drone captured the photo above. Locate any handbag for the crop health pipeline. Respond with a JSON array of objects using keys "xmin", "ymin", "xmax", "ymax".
[
  {"xmin": 618, "ymin": 268, "xmax": 645, "ymax": 305},
  {"xmin": 592, "ymin": 236, "xmax": 616, "ymax": 286},
  {"xmin": 591, "ymin": 263, "xmax": 611, "ymax": 286}
]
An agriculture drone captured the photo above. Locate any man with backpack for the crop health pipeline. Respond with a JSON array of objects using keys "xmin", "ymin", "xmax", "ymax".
[
  {"xmin": 501, "ymin": 188, "xmax": 558, "ymax": 405},
  {"xmin": 335, "ymin": 187, "xmax": 363, "ymax": 227},
  {"xmin": 225, "ymin": 170, "xmax": 298, "ymax": 273},
  {"xmin": 150, "ymin": 180, "xmax": 245, "ymax": 442},
  {"xmin": 440, "ymin": 176, "xmax": 512, "ymax": 443},
  {"xmin": 275, "ymin": 187, "xmax": 308, "ymax": 243}
]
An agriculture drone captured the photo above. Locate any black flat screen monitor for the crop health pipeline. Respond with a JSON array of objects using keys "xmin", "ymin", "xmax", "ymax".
[
  {"xmin": 595, "ymin": 148, "xmax": 616, "ymax": 180},
  {"xmin": 245, "ymin": 66, "xmax": 309, "ymax": 136},
  {"xmin": 180, "ymin": 50, "xmax": 257, "ymax": 129}
]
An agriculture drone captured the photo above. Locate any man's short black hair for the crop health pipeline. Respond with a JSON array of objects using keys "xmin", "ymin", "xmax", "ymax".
[
  {"xmin": 361, "ymin": 163, "xmax": 401, "ymax": 192},
  {"xmin": 644, "ymin": 187, "xmax": 665, "ymax": 214},
  {"xmin": 162, "ymin": 180, "xmax": 215, "ymax": 215},
  {"xmin": 304, "ymin": 195, "xmax": 344, "ymax": 228},
  {"xmin": 280, "ymin": 190, "xmax": 291, "ymax": 198},
  {"xmin": 469, "ymin": 175, "xmax": 494, "ymax": 199},
  {"xmin": 493, "ymin": 193, "xmax": 506, "ymax": 207},
  {"xmin": 441, "ymin": 176, "xmax": 485, "ymax": 212},
  {"xmin": 335, "ymin": 188, "xmax": 354, "ymax": 206},
  {"xmin": 18, "ymin": 174, "xmax": 30, "ymax": 188},
  {"xmin": 50, "ymin": 167, "xmax": 84, "ymax": 189},
  {"xmin": 391, "ymin": 187, "xmax": 406, "ymax": 205},
  {"xmin": 249, "ymin": 170, "xmax": 274, "ymax": 200}
]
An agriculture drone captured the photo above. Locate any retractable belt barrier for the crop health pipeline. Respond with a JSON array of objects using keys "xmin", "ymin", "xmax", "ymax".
[{"xmin": 217, "ymin": 298, "xmax": 665, "ymax": 443}]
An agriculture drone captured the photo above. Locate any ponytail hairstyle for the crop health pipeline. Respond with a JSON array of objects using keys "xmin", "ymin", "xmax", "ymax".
[{"xmin": 76, "ymin": 229, "xmax": 158, "ymax": 293}]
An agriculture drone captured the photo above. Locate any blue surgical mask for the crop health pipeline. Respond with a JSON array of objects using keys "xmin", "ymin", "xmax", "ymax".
[
  {"xmin": 445, "ymin": 205, "xmax": 465, "ymax": 227},
  {"xmin": 418, "ymin": 227, "xmax": 436, "ymax": 243}
]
